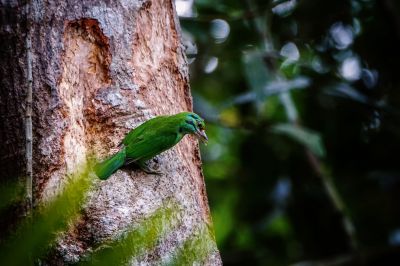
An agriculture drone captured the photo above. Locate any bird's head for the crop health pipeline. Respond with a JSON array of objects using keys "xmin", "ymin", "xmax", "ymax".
[{"xmin": 180, "ymin": 112, "xmax": 208, "ymax": 143}]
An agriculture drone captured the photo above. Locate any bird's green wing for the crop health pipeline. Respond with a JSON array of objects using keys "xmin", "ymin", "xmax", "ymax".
[
  {"xmin": 125, "ymin": 131, "xmax": 181, "ymax": 162},
  {"xmin": 122, "ymin": 116, "xmax": 167, "ymax": 146}
]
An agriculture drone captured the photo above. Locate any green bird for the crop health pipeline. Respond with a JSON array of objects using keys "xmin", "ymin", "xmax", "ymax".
[{"xmin": 94, "ymin": 112, "xmax": 208, "ymax": 180}]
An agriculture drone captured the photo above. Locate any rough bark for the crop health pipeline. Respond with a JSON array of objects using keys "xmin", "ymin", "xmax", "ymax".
[{"xmin": 0, "ymin": 0, "xmax": 221, "ymax": 264}]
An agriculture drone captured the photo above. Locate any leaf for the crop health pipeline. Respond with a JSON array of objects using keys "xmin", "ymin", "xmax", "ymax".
[
  {"xmin": 81, "ymin": 203, "xmax": 179, "ymax": 266},
  {"xmin": 167, "ymin": 224, "xmax": 217, "ymax": 266},
  {"xmin": 0, "ymin": 181, "xmax": 24, "ymax": 211},
  {"xmin": 242, "ymin": 50, "xmax": 270, "ymax": 97},
  {"xmin": 210, "ymin": 190, "xmax": 237, "ymax": 245},
  {"xmin": 0, "ymin": 162, "xmax": 94, "ymax": 266},
  {"xmin": 271, "ymin": 123, "xmax": 326, "ymax": 157}
]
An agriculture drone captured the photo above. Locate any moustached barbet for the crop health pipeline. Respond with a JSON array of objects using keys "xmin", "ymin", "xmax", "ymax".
[{"xmin": 94, "ymin": 112, "xmax": 208, "ymax": 180}]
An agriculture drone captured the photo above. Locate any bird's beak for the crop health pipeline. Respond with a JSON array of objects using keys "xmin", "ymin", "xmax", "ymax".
[{"xmin": 195, "ymin": 129, "xmax": 208, "ymax": 144}]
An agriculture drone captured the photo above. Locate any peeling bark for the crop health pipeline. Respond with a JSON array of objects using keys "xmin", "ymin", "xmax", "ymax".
[{"xmin": 0, "ymin": 0, "xmax": 221, "ymax": 264}]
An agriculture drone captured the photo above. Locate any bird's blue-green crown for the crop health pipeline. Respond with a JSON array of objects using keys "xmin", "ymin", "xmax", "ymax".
[{"xmin": 179, "ymin": 112, "xmax": 208, "ymax": 142}]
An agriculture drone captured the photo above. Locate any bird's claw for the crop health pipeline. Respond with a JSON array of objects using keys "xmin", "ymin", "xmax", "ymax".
[
  {"xmin": 143, "ymin": 168, "xmax": 163, "ymax": 175},
  {"xmin": 139, "ymin": 162, "xmax": 163, "ymax": 175}
]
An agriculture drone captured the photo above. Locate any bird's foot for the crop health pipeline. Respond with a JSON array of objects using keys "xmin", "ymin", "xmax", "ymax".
[
  {"xmin": 143, "ymin": 168, "xmax": 163, "ymax": 175},
  {"xmin": 152, "ymin": 157, "xmax": 160, "ymax": 164},
  {"xmin": 139, "ymin": 162, "xmax": 163, "ymax": 175}
]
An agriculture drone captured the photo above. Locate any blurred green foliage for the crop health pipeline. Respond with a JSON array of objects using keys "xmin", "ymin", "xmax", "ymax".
[
  {"xmin": 0, "ymin": 164, "xmax": 93, "ymax": 265},
  {"xmin": 80, "ymin": 203, "xmax": 178, "ymax": 266},
  {"xmin": 178, "ymin": 0, "xmax": 400, "ymax": 264},
  {"xmin": 0, "ymin": 180, "xmax": 24, "ymax": 211},
  {"xmin": 169, "ymin": 224, "xmax": 217, "ymax": 266},
  {"xmin": 0, "ymin": 164, "xmax": 215, "ymax": 265}
]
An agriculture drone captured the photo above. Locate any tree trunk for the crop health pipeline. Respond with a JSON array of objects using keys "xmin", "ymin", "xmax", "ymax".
[{"xmin": 0, "ymin": 0, "xmax": 221, "ymax": 264}]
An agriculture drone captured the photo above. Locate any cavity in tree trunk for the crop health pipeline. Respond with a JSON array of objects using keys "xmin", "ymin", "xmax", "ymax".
[{"xmin": 0, "ymin": 0, "xmax": 221, "ymax": 264}]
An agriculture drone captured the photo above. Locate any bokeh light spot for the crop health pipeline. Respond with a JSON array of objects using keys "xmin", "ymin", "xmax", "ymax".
[
  {"xmin": 210, "ymin": 19, "xmax": 230, "ymax": 43},
  {"xmin": 340, "ymin": 56, "xmax": 361, "ymax": 81}
]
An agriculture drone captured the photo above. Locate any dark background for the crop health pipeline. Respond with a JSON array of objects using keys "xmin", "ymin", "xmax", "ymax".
[{"xmin": 177, "ymin": 0, "xmax": 400, "ymax": 265}]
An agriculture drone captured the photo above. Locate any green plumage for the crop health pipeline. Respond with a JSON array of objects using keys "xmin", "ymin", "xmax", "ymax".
[
  {"xmin": 95, "ymin": 149, "xmax": 126, "ymax": 180},
  {"xmin": 94, "ymin": 112, "xmax": 207, "ymax": 180}
]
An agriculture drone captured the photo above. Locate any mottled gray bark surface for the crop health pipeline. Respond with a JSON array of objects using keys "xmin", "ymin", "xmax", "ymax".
[{"xmin": 0, "ymin": 0, "xmax": 221, "ymax": 264}]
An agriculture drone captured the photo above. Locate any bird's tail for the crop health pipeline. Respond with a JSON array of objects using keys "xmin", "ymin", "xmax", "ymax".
[{"xmin": 94, "ymin": 148, "xmax": 126, "ymax": 180}]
